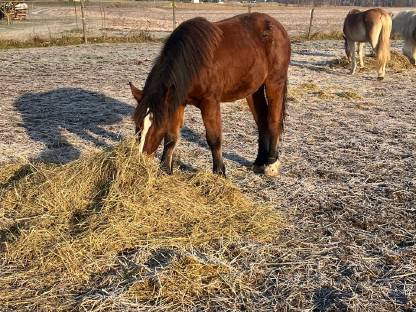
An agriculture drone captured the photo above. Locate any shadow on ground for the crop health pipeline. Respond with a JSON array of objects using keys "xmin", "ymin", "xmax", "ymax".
[
  {"xmin": 15, "ymin": 88, "xmax": 133, "ymax": 163},
  {"xmin": 181, "ymin": 126, "xmax": 252, "ymax": 168}
]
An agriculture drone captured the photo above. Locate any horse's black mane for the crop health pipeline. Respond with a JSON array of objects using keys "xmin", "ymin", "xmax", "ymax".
[{"xmin": 134, "ymin": 17, "xmax": 222, "ymax": 125}]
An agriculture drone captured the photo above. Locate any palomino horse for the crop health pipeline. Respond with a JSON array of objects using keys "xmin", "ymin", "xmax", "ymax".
[
  {"xmin": 392, "ymin": 11, "xmax": 416, "ymax": 65},
  {"xmin": 129, "ymin": 13, "xmax": 291, "ymax": 176},
  {"xmin": 343, "ymin": 8, "xmax": 392, "ymax": 80}
]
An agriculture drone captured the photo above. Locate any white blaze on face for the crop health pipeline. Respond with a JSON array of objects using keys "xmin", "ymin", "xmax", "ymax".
[{"xmin": 138, "ymin": 111, "xmax": 153, "ymax": 154}]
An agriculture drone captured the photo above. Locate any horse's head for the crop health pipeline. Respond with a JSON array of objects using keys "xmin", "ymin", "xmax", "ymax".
[{"xmin": 129, "ymin": 82, "xmax": 165, "ymax": 155}]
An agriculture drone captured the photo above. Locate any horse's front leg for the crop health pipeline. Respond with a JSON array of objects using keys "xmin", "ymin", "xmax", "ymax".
[
  {"xmin": 358, "ymin": 42, "xmax": 365, "ymax": 68},
  {"xmin": 200, "ymin": 99, "xmax": 225, "ymax": 176},
  {"xmin": 160, "ymin": 105, "xmax": 185, "ymax": 174}
]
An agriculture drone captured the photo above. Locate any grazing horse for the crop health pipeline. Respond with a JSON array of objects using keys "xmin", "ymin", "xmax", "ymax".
[
  {"xmin": 392, "ymin": 11, "xmax": 416, "ymax": 65},
  {"xmin": 343, "ymin": 8, "xmax": 392, "ymax": 80},
  {"xmin": 129, "ymin": 13, "xmax": 291, "ymax": 176}
]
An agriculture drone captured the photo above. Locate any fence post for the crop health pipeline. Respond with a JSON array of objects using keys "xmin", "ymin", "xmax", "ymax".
[
  {"xmin": 74, "ymin": 1, "xmax": 78, "ymax": 30},
  {"xmin": 80, "ymin": 0, "xmax": 87, "ymax": 43},
  {"xmin": 172, "ymin": 0, "xmax": 176, "ymax": 30},
  {"xmin": 307, "ymin": 7, "xmax": 315, "ymax": 40}
]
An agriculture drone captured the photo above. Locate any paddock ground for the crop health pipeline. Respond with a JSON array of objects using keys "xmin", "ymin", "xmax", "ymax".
[{"xmin": 1, "ymin": 37, "xmax": 415, "ymax": 310}]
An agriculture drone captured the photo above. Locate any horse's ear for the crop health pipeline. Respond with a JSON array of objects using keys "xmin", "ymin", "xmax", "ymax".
[{"xmin": 129, "ymin": 82, "xmax": 143, "ymax": 102}]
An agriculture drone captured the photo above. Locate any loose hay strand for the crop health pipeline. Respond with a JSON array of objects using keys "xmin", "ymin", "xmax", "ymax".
[{"xmin": 0, "ymin": 138, "xmax": 284, "ymax": 311}]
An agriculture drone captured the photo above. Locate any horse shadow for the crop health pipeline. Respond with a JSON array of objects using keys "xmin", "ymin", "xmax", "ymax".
[
  {"xmin": 180, "ymin": 126, "xmax": 252, "ymax": 168},
  {"xmin": 15, "ymin": 88, "xmax": 133, "ymax": 163}
]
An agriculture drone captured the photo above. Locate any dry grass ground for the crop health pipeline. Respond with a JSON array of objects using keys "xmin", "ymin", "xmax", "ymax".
[
  {"xmin": 0, "ymin": 20, "xmax": 415, "ymax": 312},
  {"xmin": 0, "ymin": 31, "xmax": 157, "ymax": 49},
  {"xmin": 0, "ymin": 139, "xmax": 284, "ymax": 311}
]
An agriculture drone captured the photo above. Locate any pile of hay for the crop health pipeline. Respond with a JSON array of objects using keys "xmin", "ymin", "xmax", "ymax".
[
  {"xmin": 293, "ymin": 30, "xmax": 344, "ymax": 41},
  {"xmin": 330, "ymin": 50, "xmax": 414, "ymax": 72},
  {"xmin": 0, "ymin": 139, "xmax": 284, "ymax": 311}
]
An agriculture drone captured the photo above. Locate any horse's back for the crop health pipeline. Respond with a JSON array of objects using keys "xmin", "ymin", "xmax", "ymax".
[
  {"xmin": 215, "ymin": 13, "xmax": 289, "ymax": 50},
  {"xmin": 344, "ymin": 8, "xmax": 391, "ymax": 42},
  {"xmin": 190, "ymin": 13, "xmax": 290, "ymax": 103},
  {"xmin": 214, "ymin": 13, "xmax": 290, "ymax": 69}
]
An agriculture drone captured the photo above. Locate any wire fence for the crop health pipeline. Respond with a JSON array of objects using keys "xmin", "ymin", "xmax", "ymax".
[{"xmin": 0, "ymin": 0, "xmax": 414, "ymax": 42}]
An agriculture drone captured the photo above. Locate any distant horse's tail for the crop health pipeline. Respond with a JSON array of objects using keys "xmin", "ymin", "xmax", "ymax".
[{"xmin": 375, "ymin": 13, "xmax": 392, "ymax": 70}]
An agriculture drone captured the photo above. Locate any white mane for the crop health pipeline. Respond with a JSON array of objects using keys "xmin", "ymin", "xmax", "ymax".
[{"xmin": 392, "ymin": 11, "xmax": 416, "ymax": 41}]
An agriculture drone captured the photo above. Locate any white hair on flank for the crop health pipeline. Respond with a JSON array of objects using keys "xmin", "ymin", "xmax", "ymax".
[{"xmin": 138, "ymin": 110, "xmax": 153, "ymax": 154}]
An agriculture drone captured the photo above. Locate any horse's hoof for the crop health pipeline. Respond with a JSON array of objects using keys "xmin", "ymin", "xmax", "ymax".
[
  {"xmin": 252, "ymin": 164, "xmax": 265, "ymax": 174},
  {"xmin": 160, "ymin": 162, "xmax": 173, "ymax": 175},
  {"xmin": 213, "ymin": 165, "xmax": 226, "ymax": 177},
  {"xmin": 377, "ymin": 76, "xmax": 384, "ymax": 81},
  {"xmin": 264, "ymin": 160, "xmax": 281, "ymax": 177}
]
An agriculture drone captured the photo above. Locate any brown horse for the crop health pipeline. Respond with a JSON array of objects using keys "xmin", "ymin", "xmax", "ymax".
[
  {"xmin": 343, "ymin": 8, "xmax": 392, "ymax": 80},
  {"xmin": 129, "ymin": 13, "xmax": 291, "ymax": 176}
]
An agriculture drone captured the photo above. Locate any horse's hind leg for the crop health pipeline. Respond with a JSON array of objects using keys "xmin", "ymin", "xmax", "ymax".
[
  {"xmin": 246, "ymin": 85, "xmax": 270, "ymax": 173},
  {"xmin": 161, "ymin": 105, "xmax": 185, "ymax": 174},
  {"xmin": 263, "ymin": 78, "xmax": 287, "ymax": 177},
  {"xmin": 200, "ymin": 99, "xmax": 225, "ymax": 176},
  {"xmin": 358, "ymin": 42, "xmax": 365, "ymax": 68}
]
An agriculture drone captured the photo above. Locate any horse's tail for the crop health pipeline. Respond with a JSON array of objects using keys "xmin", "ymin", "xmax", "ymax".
[
  {"xmin": 376, "ymin": 13, "xmax": 392, "ymax": 68},
  {"xmin": 281, "ymin": 78, "xmax": 288, "ymax": 137}
]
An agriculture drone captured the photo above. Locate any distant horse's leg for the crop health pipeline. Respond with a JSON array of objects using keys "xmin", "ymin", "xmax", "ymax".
[
  {"xmin": 200, "ymin": 100, "xmax": 225, "ymax": 176},
  {"xmin": 161, "ymin": 105, "xmax": 185, "ymax": 174},
  {"xmin": 263, "ymin": 78, "xmax": 287, "ymax": 177},
  {"xmin": 246, "ymin": 85, "xmax": 270, "ymax": 173},
  {"xmin": 348, "ymin": 40, "xmax": 357, "ymax": 74},
  {"xmin": 358, "ymin": 42, "xmax": 365, "ymax": 68},
  {"xmin": 403, "ymin": 39, "xmax": 416, "ymax": 65},
  {"xmin": 412, "ymin": 41, "xmax": 416, "ymax": 65}
]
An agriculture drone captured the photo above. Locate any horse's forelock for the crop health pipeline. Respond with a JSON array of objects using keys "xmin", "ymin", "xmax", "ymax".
[{"xmin": 132, "ymin": 100, "xmax": 148, "ymax": 128}]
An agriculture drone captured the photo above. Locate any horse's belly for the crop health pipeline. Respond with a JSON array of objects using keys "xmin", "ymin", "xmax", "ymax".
[
  {"xmin": 220, "ymin": 64, "xmax": 267, "ymax": 102},
  {"xmin": 348, "ymin": 26, "xmax": 368, "ymax": 42}
]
